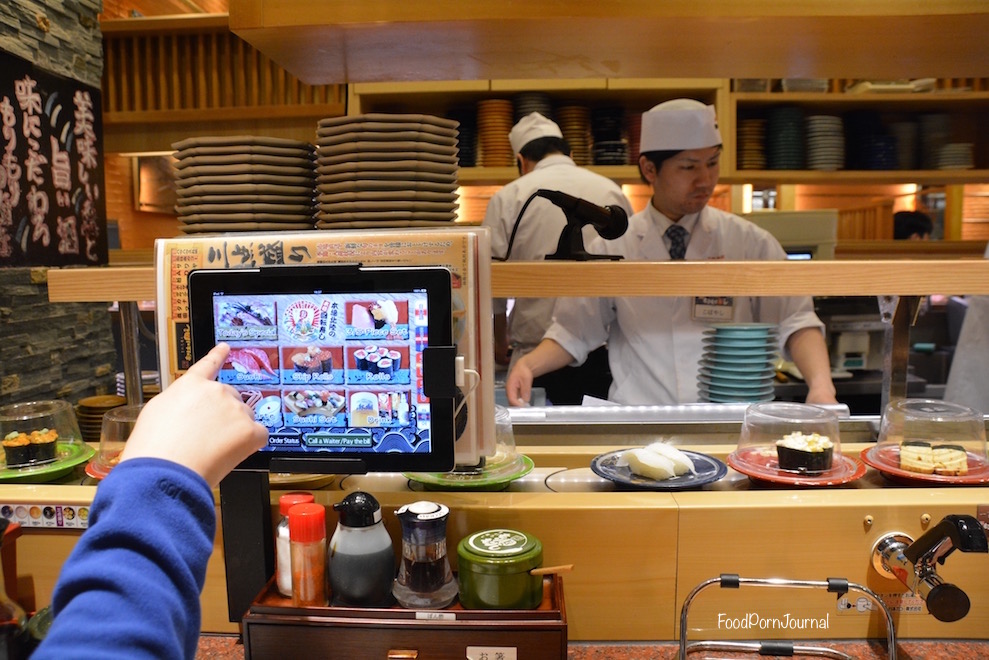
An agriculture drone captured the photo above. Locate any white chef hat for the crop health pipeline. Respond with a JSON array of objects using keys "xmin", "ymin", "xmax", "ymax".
[
  {"xmin": 640, "ymin": 98, "xmax": 722, "ymax": 152},
  {"xmin": 509, "ymin": 112, "xmax": 564, "ymax": 154}
]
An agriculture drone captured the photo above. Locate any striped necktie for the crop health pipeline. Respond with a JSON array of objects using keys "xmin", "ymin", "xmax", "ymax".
[{"xmin": 666, "ymin": 224, "xmax": 688, "ymax": 260}]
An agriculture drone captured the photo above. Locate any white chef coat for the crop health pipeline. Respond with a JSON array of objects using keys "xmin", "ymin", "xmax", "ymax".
[
  {"xmin": 544, "ymin": 203, "xmax": 825, "ymax": 405},
  {"xmin": 482, "ymin": 154, "xmax": 632, "ymax": 365},
  {"xmin": 943, "ymin": 243, "xmax": 989, "ymax": 414}
]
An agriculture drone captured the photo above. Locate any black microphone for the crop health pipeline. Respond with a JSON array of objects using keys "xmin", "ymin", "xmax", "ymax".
[{"xmin": 535, "ymin": 189, "xmax": 628, "ymax": 240}]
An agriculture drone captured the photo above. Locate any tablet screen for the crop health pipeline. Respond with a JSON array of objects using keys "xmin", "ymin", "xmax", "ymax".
[{"xmin": 188, "ymin": 264, "xmax": 456, "ymax": 473}]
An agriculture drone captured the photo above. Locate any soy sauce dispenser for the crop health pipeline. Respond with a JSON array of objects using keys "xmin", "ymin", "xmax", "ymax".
[
  {"xmin": 327, "ymin": 491, "xmax": 395, "ymax": 607},
  {"xmin": 392, "ymin": 501, "xmax": 458, "ymax": 609}
]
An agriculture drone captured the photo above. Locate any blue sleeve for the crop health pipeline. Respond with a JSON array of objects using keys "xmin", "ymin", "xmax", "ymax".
[{"xmin": 34, "ymin": 458, "xmax": 215, "ymax": 660}]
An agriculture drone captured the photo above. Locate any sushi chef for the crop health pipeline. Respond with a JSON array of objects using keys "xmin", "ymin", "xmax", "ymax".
[
  {"xmin": 484, "ymin": 112, "xmax": 632, "ymax": 404},
  {"xmin": 505, "ymin": 99, "xmax": 838, "ymax": 406}
]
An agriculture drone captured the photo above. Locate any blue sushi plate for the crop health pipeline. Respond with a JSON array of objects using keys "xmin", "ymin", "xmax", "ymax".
[{"xmin": 590, "ymin": 449, "xmax": 728, "ymax": 491}]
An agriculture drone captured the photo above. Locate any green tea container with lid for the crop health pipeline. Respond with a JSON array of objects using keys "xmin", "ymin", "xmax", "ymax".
[{"xmin": 456, "ymin": 528, "xmax": 543, "ymax": 609}]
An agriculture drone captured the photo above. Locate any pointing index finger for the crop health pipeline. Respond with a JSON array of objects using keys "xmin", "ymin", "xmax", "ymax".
[{"xmin": 185, "ymin": 343, "xmax": 230, "ymax": 381}]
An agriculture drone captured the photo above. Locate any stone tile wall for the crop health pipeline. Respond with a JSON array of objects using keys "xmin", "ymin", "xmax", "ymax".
[
  {"xmin": 0, "ymin": 267, "xmax": 118, "ymax": 405},
  {"xmin": 0, "ymin": 0, "xmax": 103, "ymax": 88},
  {"xmin": 1, "ymin": 2, "xmax": 113, "ymax": 406}
]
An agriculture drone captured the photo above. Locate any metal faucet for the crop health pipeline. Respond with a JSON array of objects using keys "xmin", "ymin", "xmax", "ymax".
[{"xmin": 872, "ymin": 514, "xmax": 989, "ymax": 622}]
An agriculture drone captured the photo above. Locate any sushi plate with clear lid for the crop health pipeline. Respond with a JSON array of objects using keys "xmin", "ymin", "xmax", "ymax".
[
  {"xmin": 861, "ymin": 398, "xmax": 989, "ymax": 485},
  {"xmin": 726, "ymin": 401, "xmax": 865, "ymax": 487},
  {"xmin": 1, "ymin": 400, "xmax": 95, "ymax": 483},
  {"xmin": 728, "ymin": 446, "xmax": 865, "ymax": 487}
]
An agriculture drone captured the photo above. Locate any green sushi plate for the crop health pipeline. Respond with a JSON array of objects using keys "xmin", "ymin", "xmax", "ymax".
[{"xmin": 0, "ymin": 441, "xmax": 95, "ymax": 484}]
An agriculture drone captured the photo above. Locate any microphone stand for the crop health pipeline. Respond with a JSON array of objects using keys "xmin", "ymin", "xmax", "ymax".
[
  {"xmin": 545, "ymin": 208, "xmax": 623, "ymax": 261},
  {"xmin": 496, "ymin": 190, "xmax": 625, "ymax": 262}
]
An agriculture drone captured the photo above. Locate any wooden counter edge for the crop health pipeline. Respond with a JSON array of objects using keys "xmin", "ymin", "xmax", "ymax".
[{"xmin": 47, "ymin": 260, "xmax": 989, "ymax": 303}]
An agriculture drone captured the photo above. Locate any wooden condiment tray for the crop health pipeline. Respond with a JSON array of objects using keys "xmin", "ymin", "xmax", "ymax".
[{"xmin": 242, "ymin": 575, "xmax": 567, "ymax": 659}]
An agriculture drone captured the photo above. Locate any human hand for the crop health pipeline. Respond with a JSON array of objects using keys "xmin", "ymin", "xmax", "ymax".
[
  {"xmin": 804, "ymin": 382, "xmax": 839, "ymax": 406},
  {"xmin": 120, "ymin": 343, "xmax": 269, "ymax": 487},
  {"xmin": 504, "ymin": 360, "xmax": 534, "ymax": 407}
]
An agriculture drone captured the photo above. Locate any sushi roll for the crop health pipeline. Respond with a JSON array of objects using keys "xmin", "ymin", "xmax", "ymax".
[
  {"xmin": 29, "ymin": 429, "xmax": 58, "ymax": 463},
  {"xmin": 317, "ymin": 349, "xmax": 333, "ymax": 374},
  {"xmin": 366, "ymin": 353, "xmax": 381, "ymax": 374},
  {"xmin": 2, "ymin": 429, "xmax": 59, "ymax": 467},
  {"xmin": 354, "ymin": 349, "xmax": 368, "ymax": 371},
  {"xmin": 388, "ymin": 350, "xmax": 402, "ymax": 372},
  {"xmin": 2, "ymin": 432, "xmax": 31, "ymax": 467},
  {"xmin": 377, "ymin": 357, "xmax": 393, "ymax": 377},
  {"xmin": 776, "ymin": 432, "xmax": 834, "ymax": 473}
]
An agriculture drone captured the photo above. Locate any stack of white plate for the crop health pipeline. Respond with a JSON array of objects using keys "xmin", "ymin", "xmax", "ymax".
[
  {"xmin": 806, "ymin": 115, "xmax": 845, "ymax": 171},
  {"xmin": 115, "ymin": 371, "xmax": 161, "ymax": 402},
  {"xmin": 938, "ymin": 143, "xmax": 974, "ymax": 170},
  {"xmin": 698, "ymin": 323, "xmax": 779, "ymax": 404},
  {"xmin": 172, "ymin": 136, "xmax": 316, "ymax": 234},
  {"xmin": 314, "ymin": 113, "xmax": 460, "ymax": 229}
]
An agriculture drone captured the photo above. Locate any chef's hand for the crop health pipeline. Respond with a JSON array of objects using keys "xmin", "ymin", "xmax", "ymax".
[
  {"xmin": 805, "ymin": 382, "xmax": 839, "ymax": 406},
  {"xmin": 505, "ymin": 360, "xmax": 535, "ymax": 407},
  {"xmin": 120, "ymin": 343, "xmax": 269, "ymax": 487},
  {"xmin": 504, "ymin": 339, "xmax": 576, "ymax": 407}
]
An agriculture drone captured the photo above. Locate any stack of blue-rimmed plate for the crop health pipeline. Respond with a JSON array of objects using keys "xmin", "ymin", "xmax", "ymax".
[
  {"xmin": 698, "ymin": 323, "xmax": 779, "ymax": 403},
  {"xmin": 172, "ymin": 136, "xmax": 316, "ymax": 234}
]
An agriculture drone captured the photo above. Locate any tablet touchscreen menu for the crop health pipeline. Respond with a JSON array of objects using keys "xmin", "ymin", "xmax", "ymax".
[{"xmin": 188, "ymin": 265, "xmax": 455, "ymax": 473}]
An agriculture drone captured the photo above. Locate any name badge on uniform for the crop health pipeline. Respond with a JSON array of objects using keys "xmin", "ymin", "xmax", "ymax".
[{"xmin": 692, "ymin": 296, "xmax": 735, "ymax": 322}]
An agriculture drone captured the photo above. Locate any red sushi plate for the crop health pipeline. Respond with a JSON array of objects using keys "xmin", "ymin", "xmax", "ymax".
[
  {"xmin": 727, "ymin": 445, "xmax": 866, "ymax": 486},
  {"xmin": 85, "ymin": 460, "xmax": 112, "ymax": 481},
  {"xmin": 860, "ymin": 446, "xmax": 989, "ymax": 485}
]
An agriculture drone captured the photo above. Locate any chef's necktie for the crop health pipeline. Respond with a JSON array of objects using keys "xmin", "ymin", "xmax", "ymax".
[{"xmin": 666, "ymin": 224, "xmax": 688, "ymax": 260}]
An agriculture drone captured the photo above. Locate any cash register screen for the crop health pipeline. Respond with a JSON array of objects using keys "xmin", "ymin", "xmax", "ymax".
[{"xmin": 188, "ymin": 265, "xmax": 456, "ymax": 473}]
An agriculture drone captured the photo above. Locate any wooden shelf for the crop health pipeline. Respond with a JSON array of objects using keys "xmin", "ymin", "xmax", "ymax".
[
  {"xmin": 46, "ymin": 260, "xmax": 989, "ymax": 304},
  {"xmin": 99, "ymin": 13, "xmax": 230, "ymax": 35},
  {"xmin": 228, "ymin": 1, "xmax": 989, "ymax": 84},
  {"xmin": 103, "ymin": 103, "xmax": 346, "ymax": 126},
  {"xmin": 456, "ymin": 166, "xmax": 989, "ymax": 187},
  {"xmin": 733, "ymin": 90, "xmax": 989, "ymax": 109},
  {"xmin": 721, "ymin": 169, "xmax": 989, "ymax": 186}
]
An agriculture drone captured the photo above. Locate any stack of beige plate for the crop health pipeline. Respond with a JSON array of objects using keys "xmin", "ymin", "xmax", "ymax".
[
  {"xmin": 476, "ymin": 99, "xmax": 515, "ymax": 167},
  {"xmin": 172, "ymin": 136, "xmax": 316, "ymax": 234},
  {"xmin": 75, "ymin": 395, "xmax": 127, "ymax": 443},
  {"xmin": 556, "ymin": 105, "xmax": 592, "ymax": 165},
  {"xmin": 314, "ymin": 113, "xmax": 460, "ymax": 229},
  {"xmin": 737, "ymin": 118, "xmax": 767, "ymax": 170}
]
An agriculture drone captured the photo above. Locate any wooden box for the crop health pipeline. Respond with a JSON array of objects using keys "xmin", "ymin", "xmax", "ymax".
[{"xmin": 242, "ymin": 576, "xmax": 567, "ymax": 659}]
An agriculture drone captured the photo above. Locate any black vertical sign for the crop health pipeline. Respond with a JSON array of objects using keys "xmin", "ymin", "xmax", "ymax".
[{"xmin": 0, "ymin": 49, "xmax": 108, "ymax": 267}]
